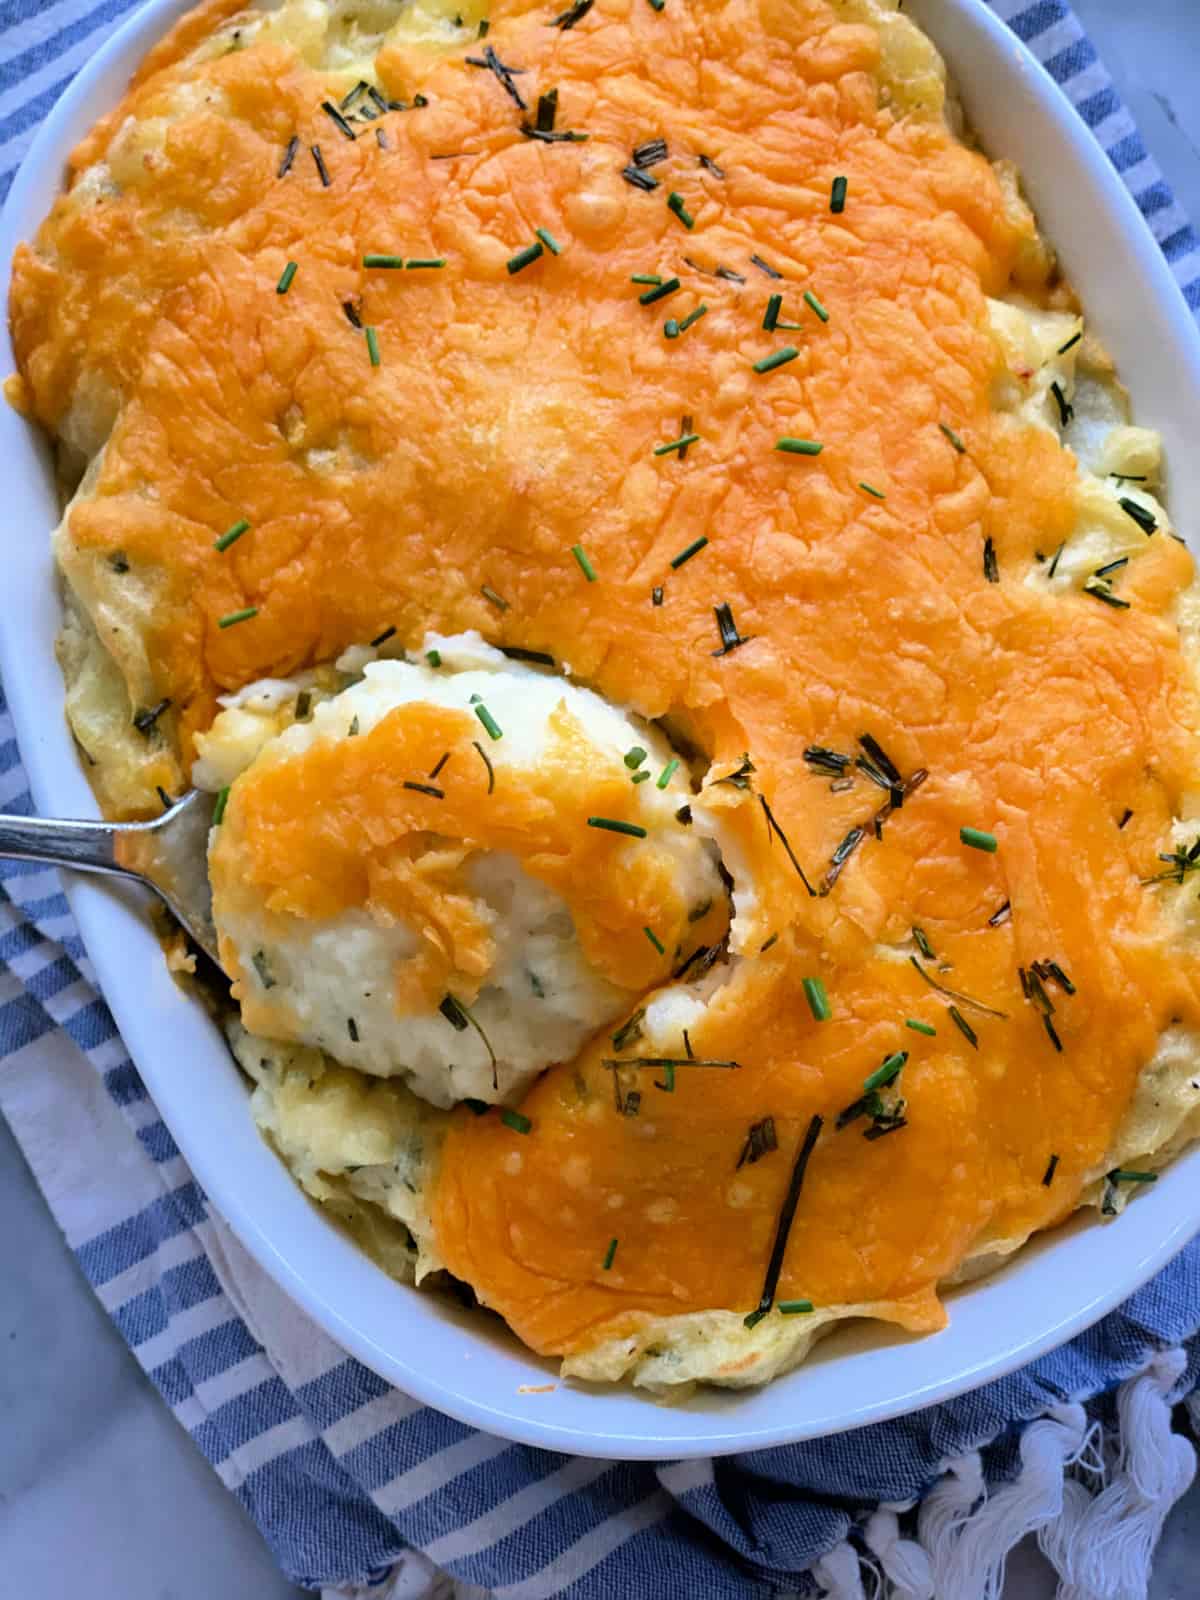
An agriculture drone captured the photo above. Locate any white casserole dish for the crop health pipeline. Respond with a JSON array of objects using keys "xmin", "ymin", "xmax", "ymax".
[{"xmin": 2, "ymin": 0, "xmax": 1199, "ymax": 1459}]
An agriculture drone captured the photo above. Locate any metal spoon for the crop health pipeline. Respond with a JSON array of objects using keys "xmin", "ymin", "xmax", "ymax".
[{"xmin": 0, "ymin": 788, "xmax": 221, "ymax": 967}]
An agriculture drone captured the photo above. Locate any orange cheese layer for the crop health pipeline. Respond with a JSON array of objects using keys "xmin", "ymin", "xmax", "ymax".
[{"xmin": 14, "ymin": 0, "xmax": 1200, "ymax": 1353}]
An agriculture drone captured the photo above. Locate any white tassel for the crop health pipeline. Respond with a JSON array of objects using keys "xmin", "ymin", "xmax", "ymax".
[
  {"xmin": 813, "ymin": 1538, "xmax": 872, "ymax": 1600},
  {"xmin": 861, "ymin": 1507, "xmax": 934, "ymax": 1599},
  {"xmin": 917, "ymin": 1406, "xmax": 1088, "ymax": 1600},
  {"xmin": 1040, "ymin": 1349, "xmax": 1196, "ymax": 1600},
  {"xmin": 915, "ymin": 1450, "xmax": 985, "ymax": 1576}
]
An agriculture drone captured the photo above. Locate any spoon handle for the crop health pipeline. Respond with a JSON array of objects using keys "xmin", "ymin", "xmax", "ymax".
[{"xmin": 0, "ymin": 811, "xmax": 139, "ymax": 877}]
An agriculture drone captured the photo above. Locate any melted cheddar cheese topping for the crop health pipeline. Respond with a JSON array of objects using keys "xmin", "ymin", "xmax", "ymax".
[{"xmin": 13, "ymin": 0, "xmax": 1200, "ymax": 1382}]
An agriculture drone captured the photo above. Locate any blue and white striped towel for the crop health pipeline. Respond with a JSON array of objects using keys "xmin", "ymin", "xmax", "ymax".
[{"xmin": 2, "ymin": 3, "xmax": 1200, "ymax": 1597}]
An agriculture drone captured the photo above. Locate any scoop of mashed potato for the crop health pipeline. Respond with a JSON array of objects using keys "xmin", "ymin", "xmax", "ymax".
[{"xmin": 203, "ymin": 634, "xmax": 729, "ymax": 1107}]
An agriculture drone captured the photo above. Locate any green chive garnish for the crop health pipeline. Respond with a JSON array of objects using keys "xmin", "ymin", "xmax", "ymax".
[
  {"xmin": 677, "ymin": 303, "xmax": 707, "ymax": 333},
  {"xmin": 218, "ymin": 607, "xmax": 257, "ymax": 629},
  {"xmin": 863, "ymin": 1050, "xmax": 907, "ymax": 1093},
  {"xmin": 535, "ymin": 227, "xmax": 563, "ymax": 255},
  {"xmin": 570, "ymin": 543, "xmax": 597, "ymax": 581},
  {"xmin": 624, "ymin": 746, "xmax": 648, "ymax": 769},
  {"xmin": 656, "ymin": 758, "xmax": 679, "ymax": 789},
  {"xmin": 276, "ymin": 261, "xmax": 297, "ymax": 294},
  {"xmin": 639, "ymin": 276, "xmax": 681, "ymax": 305},
  {"xmin": 754, "ymin": 346, "xmax": 799, "ymax": 375},
  {"xmin": 774, "ymin": 437, "xmax": 822, "ymax": 456},
  {"xmin": 778, "ymin": 1299, "xmax": 814, "ymax": 1315},
  {"xmin": 587, "ymin": 817, "xmax": 648, "ymax": 838},
  {"xmin": 214, "ymin": 519, "xmax": 250, "ymax": 552},
  {"xmin": 507, "ymin": 240, "xmax": 544, "ymax": 274},
  {"xmin": 960, "ymin": 826, "xmax": 998, "ymax": 853},
  {"xmin": 763, "ymin": 293, "xmax": 782, "ymax": 331},
  {"xmin": 631, "ymin": 273, "xmax": 663, "ymax": 285},
  {"xmin": 426, "ymin": 648, "xmax": 442, "ymax": 667},
  {"xmin": 803, "ymin": 289, "xmax": 829, "ymax": 322},
  {"xmin": 905, "ymin": 1018, "xmax": 936, "ymax": 1037},
  {"xmin": 406, "ymin": 257, "xmax": 446, "ymax": 269},
  {"xmin": 365, "ymin": 326, "xmax": 381, "ymax": 366},
  {"xmin": 212, "ymin": 786, "xmax": 230, "ymax": 826},
  {"xmin": 858, "ymin": 481, "xmax": 886, "ymax": 499},
  {"xmin": 830, "ymin": 175, "xmax": 847, "ymax": 213},
  {"xmin": 473, "ymin": 702, "xmax": 503, "ymax": 741},
  {"xmin": 939, "ymin": 422, "xmax": 966, "ymax": 453},
  {"xmin": 654, "ymin": 432, "xmax": 701, "ymax": 456},
  {"xmin": 363, "ymin": 253, "xmax": 405, "ymax": 268},
  {"xmin": 632, "ymin": 770, "xmax": 650, "ymax": 784},
  {"xmin": 602, "ymin": 1238, "xmax": 618, "ymax": 1270},
  {"xmin": 1109, "ymin": 1169, "xmax": 1157, "ymax": 1184},
  {"xmin": 644, "ymin": 926, "xmax": 665, "ymax": 954},
  {"xmin": 500, "ymin": 1108, "xmax": 532, "ymax": 1134},
  {"xmin": 802, "ymin": 976, "xmax": 831, "ymax": 1021},
  {"xmin": 647, "ymin": 0, "xmax": 664, "ymax": 10},
  {"xmin": 664, "ymin": 319, "xmax": 680, "ymax": 339},
  {"xmin": 667, "ymin": 191, "xmax": 694, "ymax": 229},
  {"xmin": 670, "ymin": 535, "xmax": 708, "ymax": 569}
]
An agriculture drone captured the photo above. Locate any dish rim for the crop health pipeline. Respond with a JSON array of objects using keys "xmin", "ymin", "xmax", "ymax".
[{"xmin": 2, "ymin": 0, "xmax": 1200, "ymax": 1460}]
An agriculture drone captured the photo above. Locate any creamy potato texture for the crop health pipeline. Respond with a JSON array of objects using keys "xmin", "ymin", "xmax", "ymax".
[{"xmin": 11, "ymin": 0, "xmax": 1200, "ymax": 1390}]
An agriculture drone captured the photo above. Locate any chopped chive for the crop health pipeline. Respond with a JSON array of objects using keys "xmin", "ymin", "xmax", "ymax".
[
  {"xmin": 602, "ymin": 1237, "xmax": 618, "ymax": 1270},
  {"xmin": 830, "ymin": 175, "xmax": 847, "ymax": 213},
  {"xmin": 1042, "ymin": 1153, "xmax": 1060, "ymax": 1186},
  {"xmin": 697, "ymin": 152, "xmax": 724, "ymax": 176},
  {"xmin": 632, "ymin": 769, "xmax": 651, "ymax": 785},
  {"xmin": 507, "ymin": 240, "xmax": 544, "ymax": 275},
  {"xmin": 909, "ymin": 956, "xmax": 1008, "ymax": 1019},
  {"xmin": 535, "ymin": 88, "xmax": 558, "ymax": 132},
  {"xmin": 960, "ymin": 826, "xmax": 998, "ymax": 853},
  {"xmin": 633, "ymin": 138, "xmax": 668, "ymax": 167},
  {"xmin": 664, "ymin": 319, "xmax": 680, "ymax": 339},
  {"xmin": 467, "ymin": 44, "xmax": 528, "ymax": 111},
  {"xmin": 754, "ymin": 346, "xmax": 799, "ymax": 375},
  {"xmin": 622, "ymin": 165, "xmax": 659, "ymax": 191},
  {"xmin": 426, "ymin": 648, "xmax": 442, "ymax": 667},
  {"xmin": 278, "ymin": 136, "xmax": 299, "ymax": 177},
  {"xmin": 1047, "ymin": 541, "xmax": 1065, "ymax": 578},
  {"xmin": 666, "ymin": 192, "xmax": 694, "ymax": 229},
  {"xmin": 535, "ymin": 227, "xmax": 563, "ymax": 255},
  {"xmin": 743, "ymin": 1308, "xmax": 768, "ymax": 1330},
  {"xmin": 406, "ymin": 257, "xmax": 446, "ymax": 270},
  {"xmin": 631, "ymin": 273, "xmax": 664, "ymax": 285},
  {"xmin": 639, "ymin": 276, "xmax": 681, "ymax": 305},
  {"xmin": 363, "ymin": 253, "xmax": 404, "ymax": 268},
  {"xmin": 499, "ymin": 646, "xmax": 554, "ymax": 666},
  {"xmin": 779, "ymin": 1299, "xmax": 814, "ymax": 1315},
  {"xmin": 472, "ymin": 740, "xmax": 495, "ymax": 793},
  {"xmin": 429, "ymin": 750, "xmax": 451, "ymax": 780},
  {"xmin": 802, "ymin": 976, "xmax": 831, "ymax": 1021},
  {"xmin": 749, "ymin": 254, "xmax": 781, "ymax": 279},
  {"xmin": 321, "ymin": 100, "xmax": 357, "ymax": 140},
  {"xmin": 711, "ymin": 600, "xmax": 750, "ymax": 655},
  {"xmin": 676, "ymin": 303, "xmax": 707, "ymax": 334},
  {"xmin": 1094, "ymin": 557, "xmax": 1129, "ymax": 579},
  {"xmin": 403, "ymin": 780, "xmax": 444, "ymax": 798},
  {"xmin": 670, "ymin": 535, "xmax": 708, "ymax": 569},
  {"xmin": 587, "ymin": 817, "xmax": 648, "ymax": 838},
  {"xmin": 215, "ymin": 518, "xmax": 250, "ymax": 552},
  {"xmin": 905, "ymin": 1018, "xmax": 936, "ymax": 1036},
  {"xmin": 652, "ymin": 585, "xmax": 664, "ymax": 606},
  {"xmin": 480, "ymin": 584, "xmax": 509, "ymax": 612},
  {"xmin": 863, "ymin": 1051, "xmax": 907, "ymax": 1093},
  {"xmin": 612, "ymin": 1009, "xmax": 646, "ymax": 1050},
  {"xmin": 858, "ymin": 481, "xmax": 885, "ymax": 499},
  {"xmin": 463, "ymin": 1099, "xmax": 489, "ymax": 1116},
  {"xmin": 550, "ymin": 0, "xmax": 593, "ymax": 26},
  {"xmin": 212, "ymin": 786, "xmax": 230, "ymax": 826},
  {"xmin": 912, "ymin": 926, "xmax": 935, "ymax": 960},
  {"xmin": 473, "ymin": 702, "xmax": 503, "ymax": 740},
  {"xmin": 759, "ymin": 795, "xmax": 816, "ymax": 896},
  {"xmin": 310, "ymin": 144, "xmax": 331, "ymax": 186},
  {"xmin": 570, "ymin": 543, "xmax": 597, "ymax": 581},
  {"xmin": 1049, "ymin": 380, "xmax": 1074, "ymax": 428},
  {"xmin": 656, "ymin": 758, "xmax": 680, "ymax": 789},
  {"xmin": 275, "ymin": 261, "xmax": 298, "ymax": 295},
  {"xmin": 365, "ymin": 326, "xmax": 381, "ymax": 366},
  {"xmin": 988, "ymin": 899, "xmax": 1012, "ymax": 926},
  {"xmin": 775, "ymin": 436, "xmax": 822, "ymax": 455},
  {"xmin": 1042, "ymin": 1013, "xmax": 1063, "ymax": 1052},
  {"xmin": 440, "ymin": 994, "xmax": 469, "ymax": 1030},
  {"xmin": 763, "ymin": 293, "xmax": 782, "ymax": 331},
  {"xmin": 654, "ymin": 432, "xmax": 701, "ymax": 457},
  {"xmin": 803, "ymin": 289, "xmax": 829, "ymax": 322},
  {"xmin": 218, "ymin": 607, "xmax": 257, "ymax": 629},
  {"xmin": 644, "ymin": 926, "xmax": 665, "ymax": 954},
  {"xmin": 346, "ymin": 1016, "xmax": 359, "ymax": 1042},
  {"xmin": 947, "ymin": 1004, "xmax": 979, "ymax": 1048},
  {"xmin": 1057, "ymin": 328, "xmax": 1083, "ymax": 355},
  {"xmin": 500, "ymin": 1108, "xmax": 532, "ymax": 1134},
  {"xmin": 983, "ymin": 537, "xmax": 999, "ymax": 583},
  {"xmin": 1109, "ymin": 1168, "xmax": 1157, "ymax": 1184},
  {"xmin": 1118, "ymin": 497, "xmax": 1157, "ymax": 536},
  {"xmin": 646, "ymin": 0, "xmax": 665, "ymax": 10},
  {"xmin": 939, "ymin": 422, "xmax": 966, "ymax": 453},
  {"xmin": 1084, "ymin": 581, "xmax": 1130, "ymax": 609},
  {"xmin": 746, "ymin": 1113, "xmax": 823, "ymax": 1323},
  {"xmin": 624, "ymin": 746, "xmax": 648, "ymax": 769},
  {"xmin": 369, "ymin": 625, "xmax": 397, "ymax": 648}
]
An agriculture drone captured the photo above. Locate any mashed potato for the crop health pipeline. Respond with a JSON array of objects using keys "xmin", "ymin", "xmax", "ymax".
[{"xmin": 205, "ymin": 633, "xmax": 728, "ymax": 1106}]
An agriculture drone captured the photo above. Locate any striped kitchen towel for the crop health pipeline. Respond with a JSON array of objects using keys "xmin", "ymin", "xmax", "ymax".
[{"xmin": 2, "ymin": 3, "xmax": 1200, "ymax": 1598}]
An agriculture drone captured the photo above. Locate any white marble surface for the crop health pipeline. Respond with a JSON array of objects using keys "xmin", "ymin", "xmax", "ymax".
[{"xmin": 3, "ymin": 3, "xmax": 1200, "ymax": 1598}]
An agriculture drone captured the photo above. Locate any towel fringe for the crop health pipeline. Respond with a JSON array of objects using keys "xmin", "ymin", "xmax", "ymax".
[{"xmin": 815, "ymin": 1350, "xmax": 1195, "ymax": 1600}]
